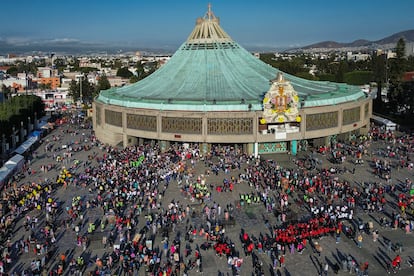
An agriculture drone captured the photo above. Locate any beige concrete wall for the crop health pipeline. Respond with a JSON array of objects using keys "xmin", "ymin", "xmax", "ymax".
[
  {"xmin": 94, "ymin": 125, "xmax": 123, "ymax": 146},
  {"xmin": 93, "ymin": 97, "xmax": 372, "ymax": 147}
]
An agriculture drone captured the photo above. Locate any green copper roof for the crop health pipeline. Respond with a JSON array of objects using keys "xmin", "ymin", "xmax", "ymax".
[{"xmin": 96, "ymin": 6, "xmax": 366, "ymax": 112}]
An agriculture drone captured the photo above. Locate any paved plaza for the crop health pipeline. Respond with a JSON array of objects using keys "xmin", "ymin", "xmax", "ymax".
[{"xmin": 1, "ymin": 113, "xmax": 414, "ymax": 276}]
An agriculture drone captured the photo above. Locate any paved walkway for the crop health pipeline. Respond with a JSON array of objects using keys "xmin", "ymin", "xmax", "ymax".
[{"xmin": 2, "ymin": 115, "xmax": 414, "ymax": 276}]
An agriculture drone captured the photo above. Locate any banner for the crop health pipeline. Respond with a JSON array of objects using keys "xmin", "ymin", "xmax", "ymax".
[{"xmin": 130, "ymin": 155, "xmax": 145, "ymax": 167}]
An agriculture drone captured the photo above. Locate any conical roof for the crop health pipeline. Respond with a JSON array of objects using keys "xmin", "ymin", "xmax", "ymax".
[
  {"xmin": 186, "ymin": 3, "xmax": 232, "ymax": 44},
  {"xmin": 96, "ymin": 5, "xmax": 365, "ymax": 111}
]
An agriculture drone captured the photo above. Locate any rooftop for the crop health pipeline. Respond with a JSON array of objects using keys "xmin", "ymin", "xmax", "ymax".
[{"xmin": 96, "ymin": 5, "xmax": 366, "ymax": 111}]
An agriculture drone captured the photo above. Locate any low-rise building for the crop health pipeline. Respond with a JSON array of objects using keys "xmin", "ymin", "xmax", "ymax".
[{"xmin": 38, "ymin": 77, "xmax": 61, "ymax": 90}]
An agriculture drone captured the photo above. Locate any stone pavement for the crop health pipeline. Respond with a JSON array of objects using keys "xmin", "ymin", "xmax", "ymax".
[{"xmin": 3, "ymin": 116, "xmax": 414, "ymax": 276}]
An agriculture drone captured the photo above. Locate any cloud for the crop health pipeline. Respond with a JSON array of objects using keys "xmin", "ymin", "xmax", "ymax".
[
  {"xmin": 0, "ymin": 36, "xmax": 99, "ymax": 46},
  {"xmin": 27, "ymin": 38, "xmax": 83, "ymax": 46},
  {"xmin": 0, "ymin": 36, "xmax": 128, "ymax": 55},
  {"xmin": 3, "ymin": 37, "xmax": 32, "ymax": 46},
  {"xmin": 47, "ymin": 38, "xmax": 81, "ymax": 44}
]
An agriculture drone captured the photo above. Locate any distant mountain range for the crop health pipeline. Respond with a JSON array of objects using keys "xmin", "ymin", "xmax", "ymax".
[
  {"xmin": 0, "ymin": 38, "xmax": 177, "ymax": 56},
  {"xmin": 294, "ymin": 29, "xmax": 414, "ymax": 51},
  {"xmin": 1, "ymin": 29, "xmax": 413, "ymax": 56}
]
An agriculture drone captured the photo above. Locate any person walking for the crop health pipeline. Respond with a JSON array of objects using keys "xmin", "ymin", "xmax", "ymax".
[
  {"xmin": 357, "ymin": 233, "xmax": 363, "ymax": 248},
  {"xmin": 323, "ymin": 262, "xmax": 329, "ymax": 276},
  {"xmin": 372, "ymin": 230, "xmax": 379, "ymax": 242}
]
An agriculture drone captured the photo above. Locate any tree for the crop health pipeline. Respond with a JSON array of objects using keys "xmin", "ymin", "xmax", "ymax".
[
  {"xmin": 69, "ymin": 58, "xmax": 80, "ymax": 71},
  {"xmin": 406, "ymin": 56, "xmax": 414, "ymax": 71},
  {"xmin": 396, "ymin": 38, "xmax": 406, "ymax": 60},
  {"xmin": 401, "ymin": 81, "xmax": 414, "ymax": 119},
  {"xmin": 68, "ymin": 80, "xmax": 80, "ymax": 102},
  {"xmin": 386, "ymin": 39, "xmax": 407, "ymax": 113},
  {"xmin": 343, "ymin": 71, "xmax": 373, "ymax": 85},
  {"xmin": 318, "ymin": 74, "xmax": 336, "ymax": 82},
  {"xmin": 80, "ymin": 67, "xmax": 98, "ymax": 74},
  {"xmin": 95, "ymin": 74, "xmax": 111, "ymax": 94},
  {"xmin": 53, "ymin": 58, "xmax": 66, "ymax": 68},
  {"xmin": 68, "ymin": 77, "xmax": 95, "ymax": 103},
  {"xmin": 0, "ymin": 95, "xmax": 45, "ymax": 148},
  {"xmin": 335, "ymin": 61, "xmax": 348, "ymax": 83},
  {"xmin": 314, "ymin": 54, "xmax": 337, "ymax": 75},
  {"xmin": 6, "ymin": 66, "xmax": 18, "ymax": 76},
  {"xmin": 129, "ymin": 75, "xmax": 139, "ymax": 83},
  {"xmin": 116, "ymin": 67, "xmax": 133, "ymax": 78},
  {"xmin": 259, "ymin": 54, "xmax": 308, "ymax": 76},
  {"xmin": 389, "ymin": 38, "xmax": 406, "ymax": 84},
  {"xmin": 113, "ymin": 59, "xmax": 123, "ymax": 69},
  {"xmin": 144, "ymin": 61, "xmax": 158, "ymax": 76},
  {"xmin": 1, "ymin": 84, "xmax": 12, "ymax": 100},
  {"xmin": 135, "ymin": 61, "xmax": 145, "ymax": 80},
  {"xmin": 38, "ymin": 83, "xmax": 52, "ymax": 91},
  {"xmin": 371, "ymin": 53, "xmax": 387, "ymax": 111},
  {"xmin": 295, "ymin": 72, "xmax": 318, "ymax": 81}
]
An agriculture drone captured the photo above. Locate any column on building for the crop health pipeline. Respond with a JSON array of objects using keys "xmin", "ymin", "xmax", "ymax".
[
  {"xmin": 160, "ymin": 140, "xmax": 170, "ymax": 152},
  {"xmin": 128, "ymin": 136, "xmax": 138, "ymax": 146},
  {"xmin": 201, "ymin": 143, "xmax": 210, "ymax": 156},
  {"xmin": 290, "ymin": 140, "xmax": 297, "ymax": 156},
  {"xmin": 253, "ymin": 142, "xmax": 258, "ymax": 158},
  {"xmin": 138, "ymin": 138, "xmax": 145, "ymax": 145},
  {"xmin": 123, "ymin": 134, "xmax": 128, "ymax": 148},
  {"xmin": 324, "ymin": 136, "xmax": 331, "ymax": 147}
]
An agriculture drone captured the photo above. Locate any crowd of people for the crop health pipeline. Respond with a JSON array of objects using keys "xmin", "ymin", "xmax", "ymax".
[{"xmin": 0, "ymin": 111, "xmax": 413, "ymax": 275}]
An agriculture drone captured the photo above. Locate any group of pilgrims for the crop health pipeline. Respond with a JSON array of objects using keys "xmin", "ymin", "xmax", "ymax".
[{"xmin": 0, "ymin": 111, "xmax": 413, "ymax": 275}]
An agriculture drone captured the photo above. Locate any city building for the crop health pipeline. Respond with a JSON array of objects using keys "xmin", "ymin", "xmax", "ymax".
[
  {"xmin": 37, "ymin": 77, "xmax": 60, "ymax": 90},
  {"xmin": 93, "ymin": 5, "xmax": 372, "ymax": 155},
  {"xmin": 346, "ymin": 52, "xmax": 371, "ymax": 62},
  {"xmin": 403, "ymin": 71, "xmax": 414, "ymax": 81}
]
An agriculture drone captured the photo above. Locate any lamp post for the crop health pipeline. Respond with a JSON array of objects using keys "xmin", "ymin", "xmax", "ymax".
[
  {"xmin": 25, "ymin": 71, "xmax": 28, "ymax": 96},
  {"xmin": 20, "ymin": 121, "xmax": 25, "ymax": 143},
  {"xmin": 28, "ymin": 116, "xmax": 32, "ymax": 135},
  {"xmin": 79, "ymin": 74, "xmax": 83, "ymax": 106},
  {"xmin": 11, "ymin": 126, "xmax": 16, "ymax": 150},
  {"xmin": 1, "ymin": 134, "xmax": 6, "ymax": 157}
]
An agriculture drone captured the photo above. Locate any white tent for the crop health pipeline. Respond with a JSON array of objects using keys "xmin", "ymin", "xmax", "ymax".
[
  {"xmin": 13, "ymin": 136, "xmax": 38, "ymax": 155},
  {"xmin": 7, "ymin": 154, "xmax": 25, "ymax": 170},
  {"xmin": 37, "ymin": 121, "xmax": 48, "ymax": 129},
  {"xmin": 371, "ymin": 115, "xmax": 397, "ymax": 131},
  {"xmin": 0, "ymin": 166, "xmax": 12, "ymax": 188},
  {"xmin": 0, "ymin": 154, "xmax": 25, "ymax": 187}
]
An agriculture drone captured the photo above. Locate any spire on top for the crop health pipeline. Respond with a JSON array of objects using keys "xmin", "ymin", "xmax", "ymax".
[
  {"xmin": 186, "ymin": 3, "xmax": 233, "ymax": 44},
  {"xmin": 205, "ymin": 3, "xmax": 214, "ymax": 20}
]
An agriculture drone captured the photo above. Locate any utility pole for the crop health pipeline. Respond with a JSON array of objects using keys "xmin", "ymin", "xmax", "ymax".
[
  {"xmin": 79, "ymin": 74, "xmax": 84, "ymax": 108},
  {"xmin": 25, "ymin": 71, "xmax": 28, "ymax": 96}
]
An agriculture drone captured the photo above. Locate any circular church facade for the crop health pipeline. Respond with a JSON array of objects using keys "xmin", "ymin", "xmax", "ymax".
[{"xmin": 93, "ymin": 6, "xmax": 372, "ymax": 155}]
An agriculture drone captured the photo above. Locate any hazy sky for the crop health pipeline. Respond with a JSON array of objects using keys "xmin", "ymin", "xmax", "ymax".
[{"xmin": 1, "ymin": 0, "xmax": 413, "ymax": 50}]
